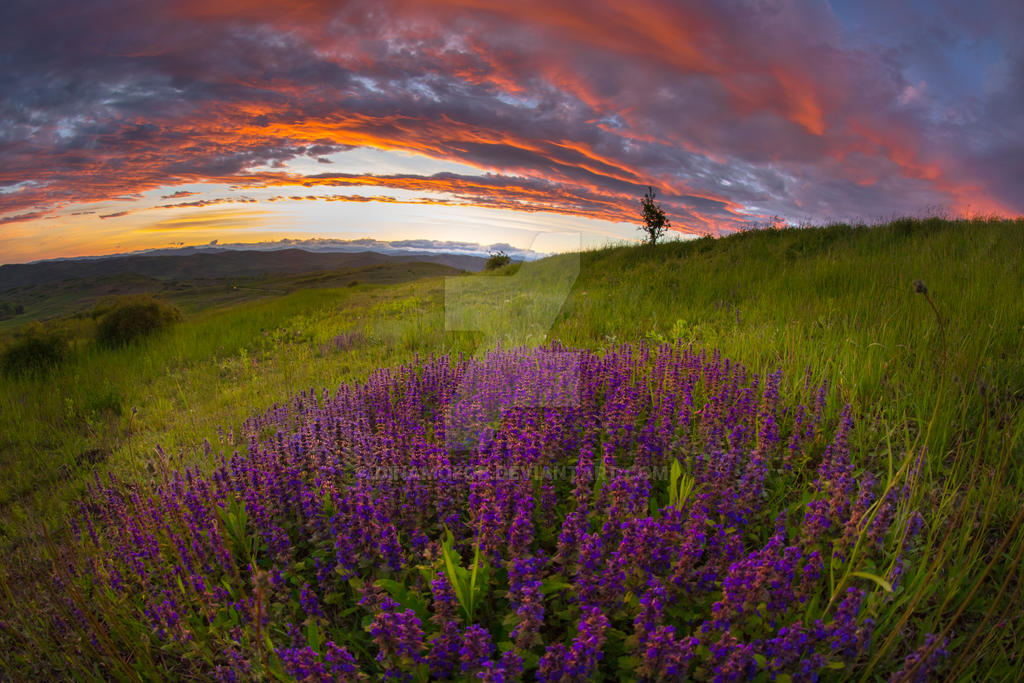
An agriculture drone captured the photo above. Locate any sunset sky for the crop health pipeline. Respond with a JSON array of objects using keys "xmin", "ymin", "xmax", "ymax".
[{"xmin": 1, "ymin": 0, "xmax": 1021, "ymax": 264}]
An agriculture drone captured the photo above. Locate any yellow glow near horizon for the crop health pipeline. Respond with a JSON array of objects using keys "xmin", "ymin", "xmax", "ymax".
[{"xmin": 1, "ymin": 187, "xmax": 642, "ymax": 264}]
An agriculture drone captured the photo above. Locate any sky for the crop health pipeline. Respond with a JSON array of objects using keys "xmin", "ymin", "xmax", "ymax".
[{"xmin": 1, "ymin": 0, "xmax": 1022, "ymax": 264}]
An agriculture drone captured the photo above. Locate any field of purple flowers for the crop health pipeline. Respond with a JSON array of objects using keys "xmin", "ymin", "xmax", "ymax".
[{"xmin": 49, "ymin": 343, "xmax": 935, "ymax": 681}]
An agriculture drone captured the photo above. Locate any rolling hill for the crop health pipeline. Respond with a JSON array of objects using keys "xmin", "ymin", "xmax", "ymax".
[{"xmin": 0, "ymin": 248, "xmax": 487, "ymax": 292}]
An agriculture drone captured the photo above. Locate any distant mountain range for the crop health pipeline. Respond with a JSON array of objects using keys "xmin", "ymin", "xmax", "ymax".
[
  {"xmin": 0, "ymin": 248, "xmax": 490, "ymax": 292},
  {"xmin": 87, "ymin": 237, "xmax": 544, "ymax": 261}
]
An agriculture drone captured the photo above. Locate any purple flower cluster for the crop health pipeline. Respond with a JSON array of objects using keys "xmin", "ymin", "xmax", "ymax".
[
  {"xmin": 276, "ymin": 642, "xmax": 361, "ymax": 682},
  {"xmin": 370, "ymin": 597, "xmax": 425, "ymax": 679},
  {"xmin": 889, "ymin": 633, "xmax": 948, "ymax": 682},
  {"xmin": 61, "ymin": 343, "xmax": 910, "ymax": 679},
  {"xmin": 508, "ymin": 555, "xmax": 545, "ymax": 650}
]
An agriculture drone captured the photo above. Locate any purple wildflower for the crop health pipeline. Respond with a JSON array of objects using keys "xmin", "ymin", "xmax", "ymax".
[
  {"xmin": 459, "ymin": 624, "xmax": 494, "ymax": 674},
  {"xmin": 509, "ymin": 555, "xmax": 545, "ymax": 650},
  {"xmin": 889, "ymin": 633, "xmax": 948, "ymax": 682},
  {"xmin": 369, "ymin": 597, "xmax": 425, "ymax": 674}
]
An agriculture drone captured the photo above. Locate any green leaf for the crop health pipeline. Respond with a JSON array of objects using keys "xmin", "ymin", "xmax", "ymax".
[
  {"xmin": 825, "ymin": 660, "xmax": 845, "ymax": 670},
  {"xmin": 266, "ymin": 651, "xmax": 291, "ymax": 682},
  {"xmin": 217, "ymin": 499, "xmax": 253, "ymax": 560},
  {"xmin": 668, "ymin": 459, "xmax": 695, "ymax": 510},
  {"xmin": 440, "ymin": 528, "xmax": 470, "ymax": 619},
  {"xmin": 850, "ymin": 571, "xmax": 893, "ymax": 593},
  {"xmin": 617, "ymin": 655, "xmax": 638, "ymax": 673},
  {"xmin": 375, "ymin": 578, "xmax": 408, "ymax": 603},
  {"xmin": 606, "ymin": 627, "xmax": 629, "ymax": 643},
  {"xmin": 540, "ymin": 577, "xmax": 572, "ymax": 595},
  {"xmin": 306, "ymin": 621, "xmax": 323, "ymax": 652},
  {"xmin": 468, "ymin": 536, "xmax": 482, "ymax": 620},
  {"xmin": 649, "ymin": 493, "xmax": 662, "ymax": 519},
  {"xmin": 417, "ymin": 564, "xmax": 437, "ymax": 586},
  {"xmin": 442, "ymin": 527, "xmax": 464, "ymax": 565},
  {"xmin": 787, "ymin": 490, "xmax": 816, "ymax": 516},
  {"xmin": 680, "ymin": 479, "xmax": 693, "ymax": 502},
  {"xmin": 374, "ymin": 578, "xmax": 429, "ymax": 623},
  {"xmin": 594, "ymin": 460, "xmax": 608, "ymax": 499},
  {"xmin": 669, "ymin": 458, "xmax": 682, "ymax": 506},
  {"xmin": 804, "ymin": 592, "xmax": 821, "ymax": 620}
]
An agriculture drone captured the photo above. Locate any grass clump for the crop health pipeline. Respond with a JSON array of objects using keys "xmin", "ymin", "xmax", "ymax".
[
  {"xmin": 95, "ymin": 295, "xmax": 183, "ymax": 347},
  {"xmin": 0, "ymin": 322, "xmax": 69, "ymax": 376}
]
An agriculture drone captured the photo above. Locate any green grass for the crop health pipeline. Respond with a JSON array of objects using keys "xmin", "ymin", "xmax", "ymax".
[
  {"xmin": 0, "ymin": 261, "xmax": 460, "ymax": 331},
  {"xmin": 1, "ymin": 216, "xmax": 1022, "ymax": 679},
  {"xmin": 552, "ymin": 218, "xmax": 1024, "ymax": 678},
  {"xmin": 0, "ymin": 274, "xmax": 475, "ymax": 550}
]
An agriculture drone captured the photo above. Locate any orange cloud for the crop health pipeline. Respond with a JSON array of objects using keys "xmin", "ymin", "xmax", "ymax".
[{"xmin": 138, "ymin": 209, "xmax": 271, "ymax": 232}]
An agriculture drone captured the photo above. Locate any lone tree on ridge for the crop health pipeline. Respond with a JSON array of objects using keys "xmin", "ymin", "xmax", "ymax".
[{"xmin": 639, "ymin": 186, "xmax": 670, "ymax": 245}]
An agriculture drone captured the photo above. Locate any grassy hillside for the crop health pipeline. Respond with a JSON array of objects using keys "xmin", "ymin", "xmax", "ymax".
[
  {"xmin": 0, "ymin": 247, "xmax": 486, "ymax": 291},
  {"xmin": 0, "ymin": 259, "xmax": 469, "ymax": 330},
  {"xmin": 1, "ymin": 217, "xmax": 1021, "ymax": 680},
  {"xmin": 0, "ymin": 265, "xmax": 475, "ymax": 545}
]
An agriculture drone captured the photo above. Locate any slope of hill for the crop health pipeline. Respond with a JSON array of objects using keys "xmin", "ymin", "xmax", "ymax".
[
  {"xmin": 0, "ymin": 217, "xmax": 1021, "ymax": 679},
  {"xmin": 0, "ymin": 261, "xmax": 469, "ymax": 330},
  {"xmin": 0, "ymin": 248, "xmax": 487, "ymax": 292}
]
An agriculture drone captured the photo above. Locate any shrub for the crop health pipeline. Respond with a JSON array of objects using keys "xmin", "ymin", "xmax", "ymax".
[
  {"xmin": 95, "ymin": 295, "xmax": 182, "ymax": 347},
  {"xmin": 485, "ymin": 250, "xmax": 512, "ymax": 270},
  {"xmin": 0, "ymin": 302, "xmax": 24, "ymax": 319},
  {"xmin": 1, "ymin": 322, "xmax": 69, "ymax": 376}
]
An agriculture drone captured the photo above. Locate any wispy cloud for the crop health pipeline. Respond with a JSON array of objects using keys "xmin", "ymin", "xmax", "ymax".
[
  {"xmin": 139, "ymin": 209, "xmax": 271, "ymax": 231},
  {"xmin": 0, "ymin": 211, "xmax": 49, "ymax": 225}
]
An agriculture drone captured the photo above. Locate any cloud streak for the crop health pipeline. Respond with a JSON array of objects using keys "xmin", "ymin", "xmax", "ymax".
[
  {"xmin": 139, "ymin": 209, "xmax": 271, "ymax": 232},
  {"xmin": 0, "ymin": 0, "xmax": 1020, "ymax": 254}
]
